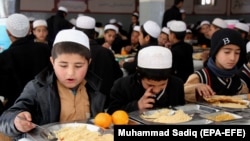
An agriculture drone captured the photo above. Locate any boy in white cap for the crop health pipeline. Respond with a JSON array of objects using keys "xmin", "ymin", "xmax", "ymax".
[
  {"xmin": 96, "ymin": 24, "xmax": 118, "ymax": 53},
  {"xmin": 32, "ymin": 19, "xmax": 48, "ymax": 44},
  {"xmin": 120, "ymin": 20, "xmax": 161, "ymax": 75},
  {"xmin": 128, "ymin": 12, "xmax": 140, "ymax": 38},
  {"xmin": 168, "ymin": 20, "xmax": 194, "ymax": 82},
  {"xmin": 238, "ymin": 41, "xmax": 250, "ymax": 91},
  {"xmin": 0, "ymin": 13, "xmax": 51, "ymax": 111},
  {"xmin": 234, "ymin": 22, "xmax": 249, "ymax": 68},
  {"xmin": 0, "ymin": 29, "xmax": 106, "ymax": 139},
  {"xmin": 107, "ymin": 46, "xmax": 185, "ymax": 114},
  {"xmin": 75, "ymin": 15, "xmax": 122, "ymax": 108},
  {"xmin": 185, "ymin": 29, "xmax": 249, "ymax": 102},
  {"xmin": 158, "ymin": 27, "xmax": 170, "ymax": 48}
]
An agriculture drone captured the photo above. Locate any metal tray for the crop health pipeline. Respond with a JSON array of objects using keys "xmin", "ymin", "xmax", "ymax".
[
  {"xmin": 26, "ymin": 122, "xmax": 103, "ymax": 141},
  {"xmin": 199, "ymin": 111, "xmax": 242, "ymax": 122},
  {"xmin": 129, "ymin": 108, "xmax": 213, "ymax": 125},
  {"xmin": 218, "ymin": 118, "xmax": 250, "ymax": 125},
  {"xmin": 174, "ymin": 104, "xmax": 220, "ymax": 115}
]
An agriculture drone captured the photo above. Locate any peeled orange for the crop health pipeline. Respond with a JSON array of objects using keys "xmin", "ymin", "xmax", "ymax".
[
  {"xmin": 111, "ymin": 110, "xmax": 129, "ymax": 125},
  {"xmin": 94, "ymin": 112, "xmax": 112, "ymax": 129}
]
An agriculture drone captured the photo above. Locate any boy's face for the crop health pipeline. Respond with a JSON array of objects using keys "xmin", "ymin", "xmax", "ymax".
[
  {"xmin": 104, "ymin": 30, "xmax": 116, "ymax": 45},
  {"xmin": 33, "ymin": 26, "xmax": 48, "ymax": 42},
  {"xmin": 158, "ymin": 33, "xmax": 169, "ymax": 46},
  {"xmin": 50, "ymin": 53, "xmax": 89, "ymax": 88},
  {"xmin": 141, "ymin": 78, "xmax": 168, "ymax": 95},
  {"xmin": 215, "ymin": 44, "xmax": 240, "ymax": 70},
  {"xmin": 138, "ymin": 30, "xmax": 149, "ymax": 46}
]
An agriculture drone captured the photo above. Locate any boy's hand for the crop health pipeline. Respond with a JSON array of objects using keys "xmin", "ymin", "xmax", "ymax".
[
  {"xmin": 138, "ymin": 87, "xmax": 156, "ymax": 111},
  {"xmin": 14, "ymin": 111, "xmax": 35, "ymax": 133},
  {"xmin": 195, "ymin": 84, "xmax": 215, "ymax": 98}
]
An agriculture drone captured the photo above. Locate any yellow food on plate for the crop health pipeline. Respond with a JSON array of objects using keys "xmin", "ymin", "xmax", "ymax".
[
  {"xmin": 206, "ymin": 113, "xmax": 235, "ymax": 122},
  {"xmin": 141, "ymin": 108, "xmax": 192, "ymax": 124}
]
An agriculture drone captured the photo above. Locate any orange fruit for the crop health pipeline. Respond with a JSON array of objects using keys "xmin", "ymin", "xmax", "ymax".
[
  {"xmin": 111, "ymin": 110, "xmax": 129, "ymax": 125},
  {"xmin": 94, "ymin": 112, "xmax": 112, "ymax": 129}
]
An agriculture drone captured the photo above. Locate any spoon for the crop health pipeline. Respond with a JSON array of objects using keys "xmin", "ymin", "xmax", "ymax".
[{"xmin": 17, "ymin": 116, "xmax": 58, "ymax": 140}]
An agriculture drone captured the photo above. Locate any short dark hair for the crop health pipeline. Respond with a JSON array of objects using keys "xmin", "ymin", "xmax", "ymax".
[
  {"xmin": 137, "ymin": 67, "xmax": 172, "ymax": 81},
  {"xmin": 51, "ymin": 42, "xmax": 91, "ymax": 61},
  {"xmin": 170, "ymin": 31, "xmax": 186, "ymax": 40}
]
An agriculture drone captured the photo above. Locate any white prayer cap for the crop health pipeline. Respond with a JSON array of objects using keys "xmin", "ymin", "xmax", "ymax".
[
  {"xmin": 33, "ymin": 19, "xmax": 47, "ymax": 28},
  {"xmin": 69, "ymin": 18, "xmax": 76, "ymax": 26},
  {"xmin": 28, "ymin": 17, "xmax": 35, "ymax": 22},
  {"xmin": 104, "ymin": 24, "xmax": 118, "ymax": 33},
  {"xmin": 186, "ymin": 29, "xmax": 192, "ymax": 33},
  {"xmin": 77, "ymin": 13, "xmax": 85, "ymax": 17},
  {"xmin": 235, "ymin": 22, "xmax": 249, "ymax": 33},
  {"xmin": 161, "ymin": 27, "xmax": 170, "ymax": 35},
  {"xmin": 132, "ymin": 12, "xmax": 139, "ymax": 17},
  {"xmin": 53, "ymin": 29, "xmax": 89, "ymax": 49},
  {"xmin": 169, "ymin": 20, "xmax": 186, "ymax": 32},
  {"xmin": 109, "ymin": 18, "xmax": 117, "ymax": 24},
  {"xmin": 143, "ymin": 20, "xmax": 161, "ymax": 38},
  {"xmin": 200, "ymin": 20, "xmax": 210, "ymax": 26},
  {"xmin": 212, "ymin": 18, "xmax": 227, "ymax": 29},
  {"xmin": 76, "ymin": 15, "xmax": 95, "ymax": 29},
  {"xmin": 133, "ymin": 25, "xmax": 140, "ymax": 32},
  {"xmin": 246, "ymin": 41, "xmax": 250, "ymax": 53},
  {"xmin": 138, "ymin": 46, "xmax": 172, "ymax": 69},
  {"xmin": 118, "ymin": 21, "xmax": 123, "ymax": 26},
  {"xmin": 58, "ymin": 6, "xmax": 68, "ymax": 13},
  {"xmin": 166, "ymin": 20, "xmax": 176, "ymax": 28},
  {"xmin": 6, "ymin": 13, "xmax": 29, "ymax": 38}
]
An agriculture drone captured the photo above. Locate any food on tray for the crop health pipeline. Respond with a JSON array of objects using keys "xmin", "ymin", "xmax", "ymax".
[
  {"xmin": 114, "ymin": 54, "xmax": 128, "ymax": 58},
  {"xmin": 203, "ymin": 95, "xmax": 249, "ymax": 109},
  {"xmin": 192, "ymin": 53, "xmax": 202, "ymax": 60},
  {"xmin": 205, "ymin": 112, "xmax": 235, "ymax": 122},
  {"xmin": 140, "ymin": 108, "xmax": 192, "ymax": 124},
  {"xmin": 54, "ymin": 124, "xmax": 113, "ymax": 141}
]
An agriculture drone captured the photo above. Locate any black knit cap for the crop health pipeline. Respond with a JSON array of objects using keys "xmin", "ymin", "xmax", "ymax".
[{"xmin": 210, "ymin": 28, "xmax": 244, "ymax": 60}]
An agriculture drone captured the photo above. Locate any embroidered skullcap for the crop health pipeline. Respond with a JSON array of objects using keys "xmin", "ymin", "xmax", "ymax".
[
  {"xmin": 169, "ymin": 20, "xmax": 186, "ymax": 32},
  {"xmin": 133, "ymin": 25, "xmax": 140, "ymax": 32},
  {"xmin": 246, "ymin": 41, "xmax": 250, "ymax": 53},
  {"xmin": 212, "ymin": 18, "xmax": 227, "ymax": 29},
  {"xmin": 210, "ymin": 28, "xmax": 244, "ymax": 60},
  {"xmin": 186, "ymin": 29, "xmax": 192, "ymax": 33},
  {"xmin": 166, "ymin": 20, "xmax": 176, "ymax": 28},
  {"xmin": 138, "ymin": 46, "xmax": 172, "ymax": 69},
  {"xmin": 58, "ymin": 6, "xmax": 68, "ymax": 13},
  {"xmin": 161, "ymin": 27, "xmax": 170, "ymax": 35},
  {"xmin": 6, "ymin": 13, "xmax": 29, "ymax": 38},
  {"xmin": 109, "ymin": 18, "xmax": 117, "ymax": 24},
  {"xmin": 132, "ymin": 12, "xmax": 139, "ymax": 17},
  {"xmin": 53, "ymin": 29, "xmax": 89, "ymax": 49},
  {"xmin": 33, "ymin": 19, "xmax": 47, "ymax": 28},
  {"xmin": 200, "ymin": 20, "xmax": 210, "ymax": 26},
  {"xmin": 76, "ymin": 15, "xmax": 95, "ymax": 29},
  {"xmin": 235, "ymin": 22, "xmax": 249, "ymax": 33},
  {"xmin": 104, "ymin": 24, "xmax": 118, "ymax": 33},
  {"xmin": 143, "ymin": 20, "xmax": 161, "ymax": 38}
]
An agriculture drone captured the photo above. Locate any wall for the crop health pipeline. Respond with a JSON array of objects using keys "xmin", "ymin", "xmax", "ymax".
[{"xmin": 18, "ymin": 0, "xmax": 250, "ymax": 33}]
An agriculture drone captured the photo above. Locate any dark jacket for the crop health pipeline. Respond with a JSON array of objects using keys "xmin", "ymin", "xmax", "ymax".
[
  {"xmin": 0, "ymin": 67, "xmax": 106, "ymax": 138},
  {"xmin": 107, "ymin": 73, "xmax": 185, "ymax": 114},
  {"xmin": 171, "ymin": 41, "xmax": 194, "ymax": 82},
  {"xmin": 162, "ymin": 5, "xmax": 182, "ymax": 27},
  {"xmin": 89, "ymin": 40, "xmax": 123, "ymax": 108},
  {"xmin": 0, "ymin": 37, "xmax": 51, "ymax": 111},
  {"xmin": 238, "ymin": 64, "xmax": 250, "ymax": 91}
]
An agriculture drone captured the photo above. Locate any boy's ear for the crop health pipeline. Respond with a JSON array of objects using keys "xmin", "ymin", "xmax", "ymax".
[
  {"xmin": 145, "ymin": 35, "xmax": 150, "ymax": 42},
  {"xmin": 50, "ymin": 57, "xmax": 54, "ymax": 65}
]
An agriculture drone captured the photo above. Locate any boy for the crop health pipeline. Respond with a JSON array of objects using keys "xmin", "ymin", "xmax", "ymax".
[
  {"xmin": 238, "ymin": 41, "xmax": 250, "ymax": 91},
  {"xmin": 32, "ymin": 19, "xmax": 49, "ymax": 44},
  {"xmin": 185, "ymin": 28, "xmax": 249, "ymax": 102},
  {"xmin": 0, "ymin": 29, "xmax": 106, "ymax": 139},
  {"xmin": 107, "ymin": 46, "xmax": 185, "ymax": 114},
  {"xmin": 158, "ymin": 27, "xmax": 170, "ymax": 48}
]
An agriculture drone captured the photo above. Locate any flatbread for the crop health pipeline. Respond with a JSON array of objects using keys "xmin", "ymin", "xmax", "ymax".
[{"xmin": 203, "ymin": 95, "xmax": 249, "ymax": 109}]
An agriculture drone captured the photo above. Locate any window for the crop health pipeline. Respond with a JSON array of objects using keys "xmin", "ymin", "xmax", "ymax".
[{"xmin": 195, "ymin": 0, "xmax": 216, "ymax": 6}]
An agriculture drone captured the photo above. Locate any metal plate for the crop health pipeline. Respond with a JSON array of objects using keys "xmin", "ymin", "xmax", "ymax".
[
  {"xmin": 26, "ymin": 122, "xmax": 102, "ymax": 141},
  {"xmin": 129, "ymin": 108, "xmax": 213, "ymax": 125},
  {"xmin": 174, "ymin": 104, "xmax": 220, "ymax": 115},
  {"xmin": 199, "ymin": 111, "xmax": 242, "ymax": 122}
]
